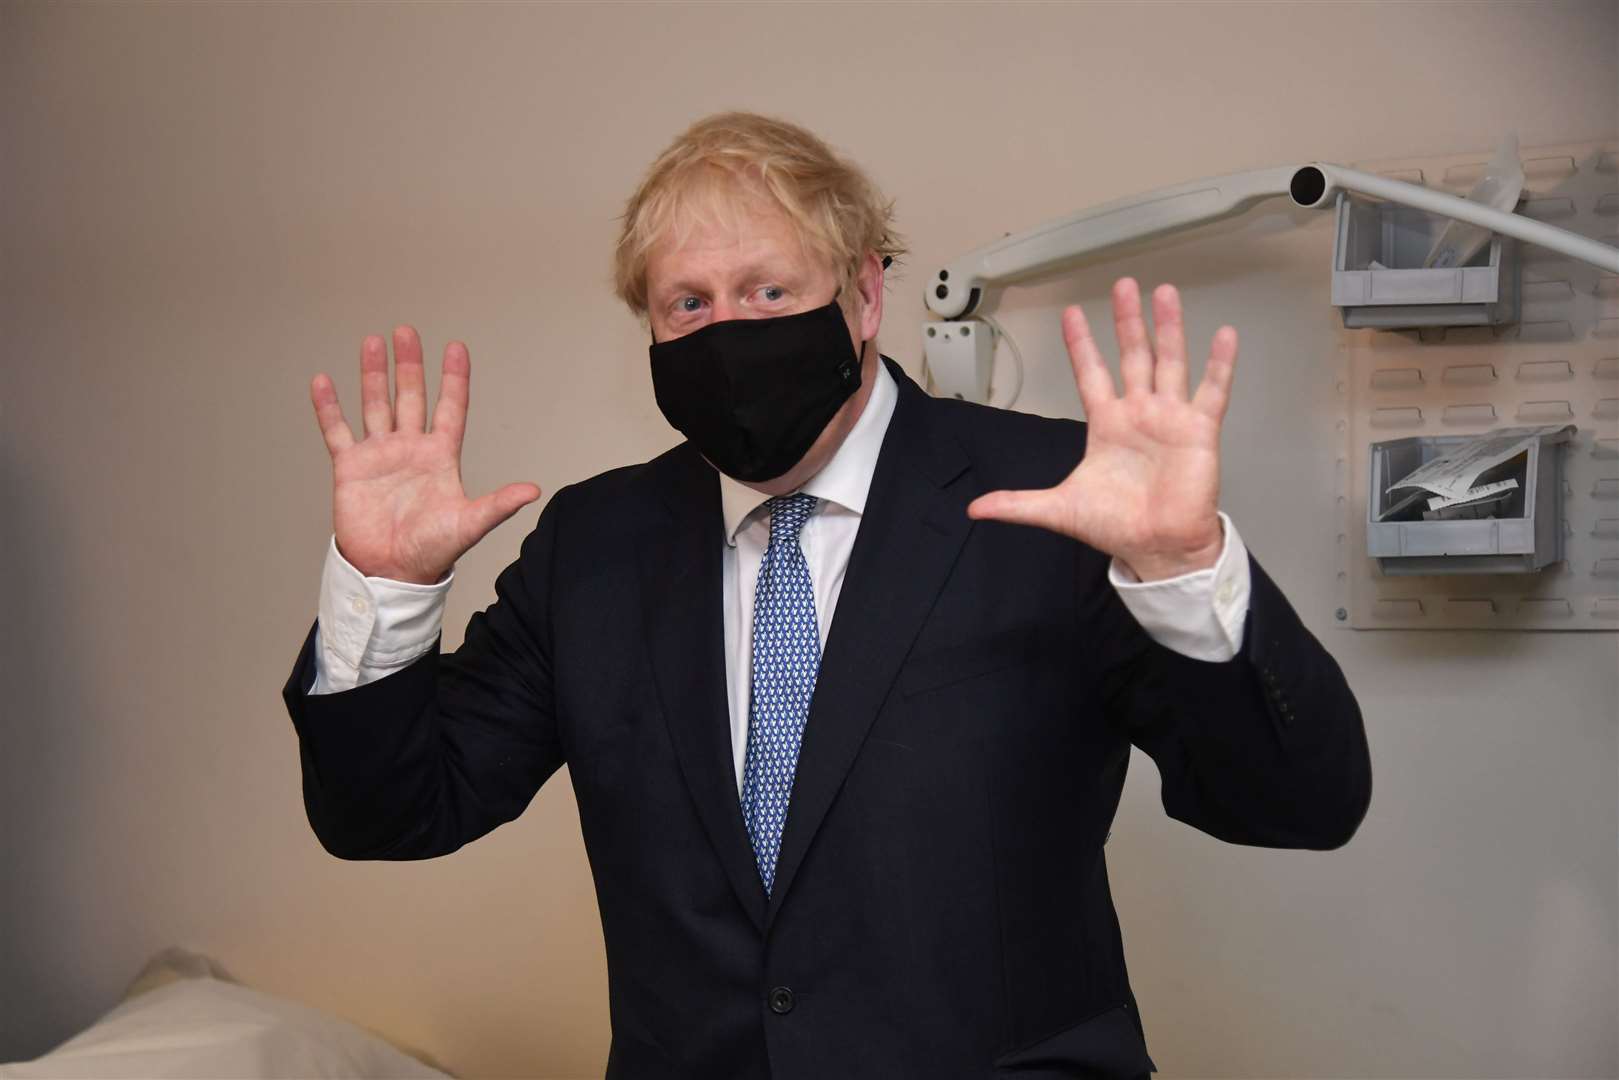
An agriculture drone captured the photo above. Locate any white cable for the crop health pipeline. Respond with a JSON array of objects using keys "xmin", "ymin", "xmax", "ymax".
[{"xmin": 977, "ymin": 313, "xmax": 1024, "ymax": 409}]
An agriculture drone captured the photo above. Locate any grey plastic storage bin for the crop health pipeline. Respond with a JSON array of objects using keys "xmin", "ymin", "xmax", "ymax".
[
  {"xmin": 1331, "ymin": 192, "xmax": 1521, "ymax": 329},
  {"xmin": 1367, "ymin": 429, "xmax": 1571, "ymax": 575}
]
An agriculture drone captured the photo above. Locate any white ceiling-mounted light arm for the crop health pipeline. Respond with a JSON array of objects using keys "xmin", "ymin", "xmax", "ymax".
[{"xmin": 924, "ymin": 162, "xmax": 1619, "ymax": 320}]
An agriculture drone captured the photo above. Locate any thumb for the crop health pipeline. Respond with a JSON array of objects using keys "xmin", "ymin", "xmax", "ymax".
[
  {"xmin": 465, "ymin": 482, "xmax": 543, "ymax": 543},
  {"xmin": 965, "ymin": 488, "xmax": 1070, "ymax": 534}
]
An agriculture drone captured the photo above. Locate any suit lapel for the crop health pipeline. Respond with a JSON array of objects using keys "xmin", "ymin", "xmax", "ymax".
[
  {"xmin": 638, "ymin": 446, "xmax": 769, "ymax": 934},
  {"xmin": 765, "ymin": 358, "xmax": 975, "ymax": 930}
]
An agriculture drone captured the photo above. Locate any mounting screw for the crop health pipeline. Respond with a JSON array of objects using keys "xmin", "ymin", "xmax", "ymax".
[{"xmin": 1334, "ymin": 608, "xmax": 1348, "ymax": 621}]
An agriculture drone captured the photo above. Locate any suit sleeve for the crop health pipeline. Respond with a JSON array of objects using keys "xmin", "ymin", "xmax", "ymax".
[
  {"xmin": 279, "ymin": 486, "xmax": 570, "ymax": 861},
  {"xmin": 1082, "ymin": 546, "xmax": 1372, "ymax": 850}
]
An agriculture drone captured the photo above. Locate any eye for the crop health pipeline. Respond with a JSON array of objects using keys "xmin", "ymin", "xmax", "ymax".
[
  {"xmin": 679, "ymin": 296, "xmax": 703, "ymax": 313},
  {"xmin": 758, "ymin": 285, "xmax": 785, "ymax": 302}
]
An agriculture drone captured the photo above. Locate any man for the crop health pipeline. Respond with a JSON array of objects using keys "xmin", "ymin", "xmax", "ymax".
[{"xmin": 283, "ymin": 111, "xmax": 1371, "ymax": 1079}]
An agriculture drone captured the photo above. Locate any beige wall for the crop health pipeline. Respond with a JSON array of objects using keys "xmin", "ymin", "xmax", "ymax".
[{"xmin": 2, "ymin": 1, "xmax": 1615, "ymax": 1076}]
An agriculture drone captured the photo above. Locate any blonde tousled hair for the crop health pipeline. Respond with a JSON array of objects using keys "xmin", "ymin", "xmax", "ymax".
[{"xmin": 612, "ymin": 111, "xmax": 905, "ymax": 317}]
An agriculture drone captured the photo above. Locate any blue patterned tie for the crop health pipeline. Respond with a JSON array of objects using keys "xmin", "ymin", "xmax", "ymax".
[{"xmin": 740, "ymin": 492, "xmax": 821, "ymax": 898}]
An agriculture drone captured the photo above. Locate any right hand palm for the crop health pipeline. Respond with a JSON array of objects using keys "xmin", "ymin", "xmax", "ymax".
[{"xmin": 310, "ymin": 326, "xmax": 540, "ymax": 585}]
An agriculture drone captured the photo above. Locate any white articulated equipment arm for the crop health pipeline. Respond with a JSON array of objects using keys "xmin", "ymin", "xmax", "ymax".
[
  {"xmin": 924, "ymin": 166, "xmax": 1299, "ymax": 319},
  {"xmin": 925, "ymin": 162, "xmax": 1619, "ymax": 320}
]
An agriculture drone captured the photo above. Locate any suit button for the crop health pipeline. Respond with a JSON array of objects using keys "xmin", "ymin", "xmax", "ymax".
[{"xmin": 768, "ymin": 986, "xmax": 795, "ymax": 1014}]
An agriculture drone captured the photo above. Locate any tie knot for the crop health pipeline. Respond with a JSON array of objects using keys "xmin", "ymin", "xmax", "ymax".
[{"xmin": 766, "ymin": 492, "xmax": 818, "ymax": 542}]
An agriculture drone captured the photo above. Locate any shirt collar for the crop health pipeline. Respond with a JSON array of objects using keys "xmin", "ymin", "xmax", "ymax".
[{"xmin": 717, "ymin": 357, "xmax": 898, "ymax": 546}]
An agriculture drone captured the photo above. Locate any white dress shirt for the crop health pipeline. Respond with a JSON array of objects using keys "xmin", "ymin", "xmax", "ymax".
[{"xmin": 309, "ymin": 360, "xmax": 1253, "ymax": 797}]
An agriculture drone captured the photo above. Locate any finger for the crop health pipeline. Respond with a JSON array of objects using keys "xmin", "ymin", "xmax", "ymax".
[
  {"xmin": 431, "ymin": 339, "xmax": 471, "ymax": 451},
  {"xmin": 965, "ymin": 487, "xmax": 1068, "ymax": 534},
  {"xmin": 1191, "ymin": 325, "xmax": 1239, "ymax": 422},
  {"xmin": 309, "ymin": 373, "xmax": 355, "ymax": 455},
  {"xmin": 359, "ymin": 333, "xmax": 394, "ymax": 436},
  {"xmin": 1150, "ymin": 283, "xmax": 1189, "ymax": 400},
  {"xmin": 464, "ymin": 482, "xmax": 542, "ymax": 545},
  {"xmin": 1112, "ymin": 278, "xmax": 1153, "ymax": 397},
  {"xmin": 1061, "ymin": 304, "xmax": 1118, "ymax": 415},
  {"xmin": 393, "ymin": 324, "xmax": 428, "ymax": 433}
]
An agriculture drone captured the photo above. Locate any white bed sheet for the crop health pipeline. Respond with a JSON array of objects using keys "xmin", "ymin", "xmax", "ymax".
[{"xmin": 1, "ymin": 954, "xmax": 450, "ymax": 1079}]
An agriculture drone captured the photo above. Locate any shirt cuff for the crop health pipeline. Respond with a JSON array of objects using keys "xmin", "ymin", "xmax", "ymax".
[
  {"xmin": 311, "ymin": 536, "xmax": 454, "ymax": 694},
  {"xmin": 1106, "ymin": 511, "xmax": 1250, "ymax": 662}
]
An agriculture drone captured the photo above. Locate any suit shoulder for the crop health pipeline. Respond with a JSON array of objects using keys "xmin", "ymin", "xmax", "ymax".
[
  {"xmin": 542, "ymin": 443, "xmax": 691, "ymax": 523},
  {"xmin": 925, "ymin": 393, "xmax": 1086, "ymax": 470}
]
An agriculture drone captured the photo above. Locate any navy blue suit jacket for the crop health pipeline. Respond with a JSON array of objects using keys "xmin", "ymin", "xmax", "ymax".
[{"xmin": 283, "ymin": 356, "xmax": 1371, "ymax": 1079}]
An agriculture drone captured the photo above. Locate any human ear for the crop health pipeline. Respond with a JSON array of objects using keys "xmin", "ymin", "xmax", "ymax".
[{"xmin": 856, "ymin": 250, "xmax": 884, "ymax": 343}]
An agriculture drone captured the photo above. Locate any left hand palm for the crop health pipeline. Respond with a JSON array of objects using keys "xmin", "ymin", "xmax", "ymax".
[{"xmin": 967, "ymin": 278, "xmax": 1237, "ymax": 581}]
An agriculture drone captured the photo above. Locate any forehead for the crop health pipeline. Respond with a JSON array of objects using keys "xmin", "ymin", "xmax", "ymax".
[{"xmin": 644, "ymin": 185, "xmax": 828, "ymax": 294}]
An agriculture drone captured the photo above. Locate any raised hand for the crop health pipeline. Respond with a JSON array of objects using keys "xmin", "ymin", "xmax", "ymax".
[
  {"xmin": 309, "ymin": 327, "xmax": 541, "ymax": 585},
  {"xmin": 966, "ymin": 278, "xmax": 1235, "ymax": 581}
]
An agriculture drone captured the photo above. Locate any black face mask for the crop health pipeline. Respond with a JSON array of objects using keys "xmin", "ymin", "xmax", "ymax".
[{"xmin": 649, "ymin": 295, "xmax": 865, "ymax": 483}]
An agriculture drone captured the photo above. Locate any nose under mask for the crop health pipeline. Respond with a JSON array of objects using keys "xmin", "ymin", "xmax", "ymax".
[{"xmin": 648, "ymin": 294, "xmax": 865, "ymax": 483}]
